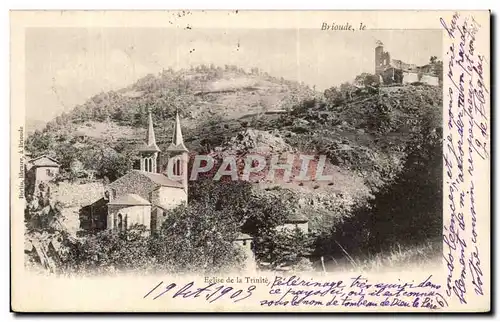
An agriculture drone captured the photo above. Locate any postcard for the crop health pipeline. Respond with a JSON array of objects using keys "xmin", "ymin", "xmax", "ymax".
[{"xmin": 10, "ymin": 10, "xmax": 490, "ymax": 312}]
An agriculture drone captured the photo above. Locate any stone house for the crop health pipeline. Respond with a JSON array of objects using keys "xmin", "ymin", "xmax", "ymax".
[
  {"xmin": 26, "ymin": 155, "xmax": 60, "ymax": 183},
  {"xmin": 25, "ymin": 155, "xmax": 60, "ymax": 196}
]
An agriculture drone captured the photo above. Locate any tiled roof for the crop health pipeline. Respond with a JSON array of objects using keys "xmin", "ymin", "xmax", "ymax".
[
  {"xmin": 108, "ymin": 193, "xmax": 151, "ymax": 206},
  {"xmin": 132, "ymin": 170, "xmax": 184, "ymax": 188},
  {"xmin": 28, "ymin": 155, "xmax": 60, "ymax": 167}
]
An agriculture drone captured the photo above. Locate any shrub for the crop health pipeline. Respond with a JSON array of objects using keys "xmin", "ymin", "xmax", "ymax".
[{"xmin": 255, "ymin": 227, "xmax": 314, "ymax": 269}]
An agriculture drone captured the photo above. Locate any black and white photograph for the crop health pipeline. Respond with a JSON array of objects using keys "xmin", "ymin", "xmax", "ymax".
[
  {"xmin": 23, "ymin": 25, "xmax": 444, "ymax": 275},
  {"xmin": 10, "ymin": 10, "xmax": 490, "ymax": 313}
]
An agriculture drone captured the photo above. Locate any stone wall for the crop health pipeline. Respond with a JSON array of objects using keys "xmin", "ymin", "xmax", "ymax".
[
  {"xmin": 107, "ymin": 204, "xmax": 152, "ymax": 231},
  {"xmin": 403, "ymin": 72, "xmax": 420, "ymax": 84},
  {"xmin": 151, "ymin": 186, "xmax": 187, "ymax": 210},
  {"xmin": 34, "ymin": 166, "xmax": 59, "ymax": 182},
  {"xmin": 420, "ymin": 74, "xmax": 439, "ymax": 86},
  {"xmin": 49, "ymin": 181, "xmax": 105, "ymax": 207}
]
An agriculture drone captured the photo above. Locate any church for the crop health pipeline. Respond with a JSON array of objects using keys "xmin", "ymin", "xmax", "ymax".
[{"xmin": 105, "ymin": 110, "xmax": 190, "ymax": 233}]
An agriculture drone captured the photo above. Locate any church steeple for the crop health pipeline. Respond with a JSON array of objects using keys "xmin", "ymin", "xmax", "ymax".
[
  {"xmin": 167, "ymin": 109, "xmax": 188, "ymax": 153},
  {"xmin": 139, "ymin": 108, "xmax": 160, "ymax": 172},
  {"xmin": 147, "ymin": 109, "xmax": 158, "ymax": 148},
  {"xmin": 166, "ymin": 109, "xmax": 189, "ymax": 196}
]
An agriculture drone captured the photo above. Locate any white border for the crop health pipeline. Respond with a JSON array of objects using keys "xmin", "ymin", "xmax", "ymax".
[{"xmin": 3, "ymin": 1, "xmax": 498, "ymax": 321}]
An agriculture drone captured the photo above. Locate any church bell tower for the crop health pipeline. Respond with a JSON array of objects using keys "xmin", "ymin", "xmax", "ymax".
[
  {"xmin": 138, "ymin": 108, "xmax": 161, "ymax": 173},
  {"xmin": 166, "ymin": 110, "xmax": 189, "ymax": 195}
]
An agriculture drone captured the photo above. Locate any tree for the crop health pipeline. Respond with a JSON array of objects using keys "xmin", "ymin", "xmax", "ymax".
[
  {"xmin": 25, "ymin": 130, "xmax": 53, "ymax": 156},
  {"xmin": 69, "ymin": 159, "xmax": 85, "ymax": 179},
  {"xmin": 79, "ymin": 145, "xmax": 132, "ymax": 181},
  {"xmin": 25, "ymin": 187, "xmax": 64, "ymax": 233},
  {"xmin": 339, "ymin": 82, "xmax": 357, "ymax": 100},
  {"xmin": 155, "ymin": 203, "xmax": 246, "ymax": 273},
  {"xmin": 354, "ymin": 73, "xmax": 380, "ymax": 87},
  {"xmin": 241, "ymin": 192, "xmax": 290, "ymax": 236},
  {"xmin": 63, "ymin": 225, "xmax": 159, "ymax": 274},
  {"xmin": 188, "ymin": 179, "xmax": 291, "ymax": 236},
  {"xmin": 324, "ymin": 87, "xmax": 344, "ymax": 105},
  {"xmin": 429, "ymin": 58, "xmax": 443, "ymax": 84},
  {"xmin": 255, "ymin": 227, "xmax": 314, "ymax": 269}
]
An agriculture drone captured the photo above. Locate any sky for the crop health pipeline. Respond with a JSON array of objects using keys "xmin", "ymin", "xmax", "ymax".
[{"xmin": 25, "ymin": 27, "xmax": 442, "ymax": 123}]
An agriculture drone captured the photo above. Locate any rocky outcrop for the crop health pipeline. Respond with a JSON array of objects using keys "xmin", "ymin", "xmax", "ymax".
[{"xmin": 218, "ymin": 129, "xmax": 293, "ymax": 154}]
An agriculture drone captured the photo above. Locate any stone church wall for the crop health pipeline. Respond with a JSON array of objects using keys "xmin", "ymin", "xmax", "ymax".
[{"xmin": 151, "ymin": 186, "xmax": 187, "ymax": 210}]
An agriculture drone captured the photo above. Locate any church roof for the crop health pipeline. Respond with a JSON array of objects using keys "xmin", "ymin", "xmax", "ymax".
[
  {"xmin": 108, "ymin": 193, "xmax": 151, "ymax": 206},
  {"xmin": 132, "ymin": 170, "xmax": 184, "ymax": 188},
  {"xmin": 108, "ymin": 170, "xmax": 184, "ymax": 195}
]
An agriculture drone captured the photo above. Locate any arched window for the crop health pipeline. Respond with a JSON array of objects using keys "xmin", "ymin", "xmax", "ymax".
[
  {"xmin": 174, "ymin": 159, "xmax": 181, "ymax": 176},
  {"xmin": 149, "ymin": 158, "xmax": 153, "ymax": 172},
  {"xmin": 117, "ymin": 213, "xmax": 123, "ymax": 231}
]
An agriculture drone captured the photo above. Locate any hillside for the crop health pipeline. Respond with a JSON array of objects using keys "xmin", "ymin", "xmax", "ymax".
[
  {"xmin": 42, "ymin": 65, "xmax": 318, "ymax": 130},
  {"xmin": 25, "ymin": 66, "xmax": 443, "ymax": 256},
  {"xmin": 26, "ymin": 66, "xmax": 318, "ymax": 170}
]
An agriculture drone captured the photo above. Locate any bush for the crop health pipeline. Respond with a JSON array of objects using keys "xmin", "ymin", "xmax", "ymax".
[
  {"xmin": 255, "ymin": 227, "xmax": 314, "ymax": 269},
  {"xmin": 64, "ymin": 216, "xmax": 247, "ymax": 275},
  {"xmin": 63, "ymin": 225, "xmax": 158, "ymax": 274},
  {"xmin": 155, "ymin": 203, "xmax": 247, "ymax": 273}
]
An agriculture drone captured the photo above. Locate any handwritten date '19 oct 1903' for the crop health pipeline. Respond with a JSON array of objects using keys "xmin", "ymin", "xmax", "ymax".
[{"xmin": 143, "ymin": 280, "xmax": 256, "ymax": 304}]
